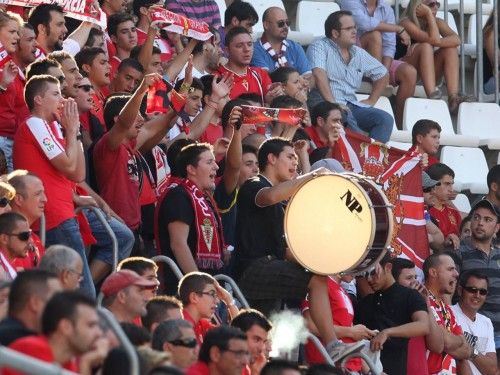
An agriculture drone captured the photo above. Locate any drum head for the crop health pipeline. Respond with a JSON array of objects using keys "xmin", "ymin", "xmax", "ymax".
[{"xmin": 284, "ymin": 174, "xmax": 375, "ymax": 275}]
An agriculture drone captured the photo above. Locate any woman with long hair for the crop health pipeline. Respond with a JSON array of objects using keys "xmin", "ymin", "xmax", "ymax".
[
  {"xmin": 399, "ymin": 0, "xmax": 463, "ymax": 113},
  {"xmin": 482, "ymin": 11, "xmax": 500, "ymax": 94}
]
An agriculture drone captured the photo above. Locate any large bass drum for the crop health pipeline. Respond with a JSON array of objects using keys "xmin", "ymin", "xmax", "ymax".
[{"xmin": 284, "ymin": 173, "xmax": 394, "ymax": 275}]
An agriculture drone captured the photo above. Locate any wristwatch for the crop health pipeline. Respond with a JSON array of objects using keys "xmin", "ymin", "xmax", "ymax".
[{"xmin": 470, "ymin": 348, "xmax": 479, "ymax": 359}]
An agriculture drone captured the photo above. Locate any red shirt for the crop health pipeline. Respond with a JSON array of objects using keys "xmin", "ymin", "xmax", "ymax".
[
  {"xmin": 5, "ymin": 335, "xmax": 78, "ymax": 375},
  {"xmin": 407, "ymin": 336, "xmax": 429, "ymax": 375},
  {"xmin": 11, "ymin": 232, "xmax": 44, "ymax": 270},
  {"xmin": 199, "ymin": 123, "xmax": 223, "ymax": 145},
  {"xmin": 182, "ymin": 309, "xmax": 216, "ymax": 345},
  {"xmin": 13, "ymin": 117, "xmax": 75, "ymax": 230},
  {"xmin": 90, "ymin": 89, "xmax": 107, "ymax": 131},
  {"xmin": 0, "ymin": 73, "xmax": 29, "ymax": 138},
  {"xmin": 216, "ymin": 65, "xmax": 271, "ymax": 102},
  {"xmin": 187, "ymin": 361, "xmax": 210, "ymax": 375},
  {"xmin": 137, "ymin": 28, "xmax": 174, "ymax": 62},
  {"xmin": 429, "ymin": 204, "xmax": 462, "ymax": 238},
  {"xmin": 93, "ymin": 133, "xmax": 141, "ymax": 230},
  {"xmin": 427, "ymin": 294, "xmax": 462, "ymax": 375},
  {"xmin": 406, "ymin": 145, "xmax": 439, "ymax": 169},
  {"xmin": 110, "ymin": 55, "xmax": 121, "ymax": 81},
  {"xmin": 301, "ymin": 277, "xmax": 362, "ymax": 371},
  {"xmin": 304, "ymin": 126, "xmax": 326, "ymax": 150}
]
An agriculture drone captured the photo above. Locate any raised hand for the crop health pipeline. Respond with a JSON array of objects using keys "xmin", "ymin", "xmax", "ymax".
[
  {"xmin": 210, "ymin": 73, "xmax": 234, "ymax": 101},
  {"xmin": 138, "ymin": 73, "xmax": 162, "ymax": 94},
  {"xmin": 0, "ymin": 61, "xmax": 18, "ymax": 89},
  {"xmin": 59, "ymin": 98, "xmax": 80, "ymax": 135}
]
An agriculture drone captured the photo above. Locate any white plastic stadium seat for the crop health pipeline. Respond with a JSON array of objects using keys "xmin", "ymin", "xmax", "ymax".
[
  {"xmin": 251, "ymin": 0, "xmax": 286, "ymax": 34},
  {"xmin": 356, "ymin": 94, "xmax": 411, "ymax": 142},
  {"xmin": 453, "ymin": 193, "xmax": 471, "ymax": 214},
  {"xmin": 402, "ymin": 98, "xmax": 479, "ymax": 147},
  {"xmin": 457, "ymin": 102, "xmax": 500, "ymax": 149},
  {"xmin": 296, "ymin": 1, "xmax": 340, "ymax": 38},
  {"xmin": 436, "ymin": 11, "xmax": 458, "ymax": 34},
  {"xmin": 214, "ymin": 0, "xmax": 227, "ymax": 21},
  {"xmin": 387, "ymin": 141, "xmax": 412, "ymax": 151},
  {"xmin": 440, "ymin": 146, "xmax": 489, "ymax": 194}
]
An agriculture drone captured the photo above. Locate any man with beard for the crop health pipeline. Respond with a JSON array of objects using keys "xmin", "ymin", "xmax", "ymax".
[
  {"xmin": 457, "ymin": 199, "xmax": 500, "ymax": 364},
  {"xmin": 423, "ymin": 253, "xmax": 472, "ymax": 374}
]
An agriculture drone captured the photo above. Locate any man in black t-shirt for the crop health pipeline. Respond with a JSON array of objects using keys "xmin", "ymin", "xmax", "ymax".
[
  {"xmin": 354, "ymin": 253, "xmax": 429, "ymax": 374},
  {"xmin": 234, "ymin": 137, "xmax": 363, "ymax": 363}
]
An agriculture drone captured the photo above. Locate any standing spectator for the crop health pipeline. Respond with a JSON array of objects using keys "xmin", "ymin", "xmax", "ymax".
[
  {"xmin": 485, "ymin": 165, "xmax": 500, "ymax": 210},
  {"xmin": 48, "ymin": 51, "xmax": 83, "ymax": 99},
  {"xmin": 424, "ymin": 253, "xmax": 472, "ymax": 374},
  {"xmin": 187, "ymin": 326, "xmax": 249, "ymax": 375},
  {"xmin": 12, "ymin": 22, "xmax": 37, "ymax": 73},
  {"xmin": 165, "ymin": 0, "xmax": 222, "ymax": 30},
  {"xmin": 107, "ymin": 12, "xmax": 138, "ymax": 77},
  {"xmin": 5, "ymin": 291, "xmax": 110, "ymax": 375},
  {"xmin": 100, "ymin": 0, "xmax": 127, "ymax": 16},
  {"xmin": 354, "ymin": 254, "xmax": 429, "ymax": 374},
  {"xmin": 13, "ymin": 75, "xmax": 93, "ymax": 297},
  {"xmin": 101, "ymin": 269, "xmax": 157, "ymax": 323},
  {"xmin": 339, "ymin": 0, "xmax": 417, "ymax": 127},
  {"xmin": 305, "ymin": 102, "xmax": 343, "ymax": 150},
  {"xmin": 452, "ymin": 270, "xmax": 498, "ymax": 375},
  {"xmin": 0, "ymin": 280, "xmax": 10, "ymax": 321},
  {"xmin": 152, "ymin": 319, "xmax": 199, "ymax": 370},
  {"xmin": 0, "ymin": 269, "xmax": 62, "ymax": 346},
  {"xmin": 252, "ymin": 7, "xmax": 311, "ymax": 77},
  {"xmin": 38, "ymin": 245, "xmax": 84, "ymax": 290},
  {"xmin": 117, "ymin": 256, "xmax": 160, "ymax": 300},
  {"xmin": 306, "ymin": 10, "xmax": 393, "ymax": 143},
  {"xmin": 109, "ymin": 58, "xmax": 145, "ymax": 94},
  {"xmin": 220, "ymin": 1, "xmax": 259, "ymax": 51},
  {"xmin": 270, "ymin": 67, "xmax": 309, "ymax": 106},
  {"xmin": 143, "ymin": 295, "xmax": 183, "ymax": 332},
  {"xmin": 399, "ymin": 0, "xmax": 463, "ymax": 114},
  {"xmin": 457, "ymin": 199, "xmax": 500, "ymax": 362},
  {"xmin": 427, "ymin": 163, "xmax": 462, "ymax": 249},
  {"xmin": 0, "ymin": 212, "xmax": 32, "ymax": 279},
  {"xmin": 422, "ymin": 171, "xmax": 445, "ymax": 251},
  {"xmin": 408, "ymin": 119, "xmax": 441, "ymax": 168}
]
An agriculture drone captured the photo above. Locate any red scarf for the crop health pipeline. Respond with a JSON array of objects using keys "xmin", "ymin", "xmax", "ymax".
[
  {"xmin": 156, "ymin": 178, "xmax": 224, "ymax": 270},
  {"xmin": 261, "ymin": 35, "xmax": 288, "ymax": 68}
]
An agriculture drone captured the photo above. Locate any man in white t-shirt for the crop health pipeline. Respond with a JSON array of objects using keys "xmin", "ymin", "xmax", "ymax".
[{"xmin": 451, "ymin": 270, "xmax": 498, "ymax": 375}]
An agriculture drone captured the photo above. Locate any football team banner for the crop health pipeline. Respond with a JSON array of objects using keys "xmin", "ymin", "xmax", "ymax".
[
  {"xmin": 149, "ymin": 6, "xmax": 213, "ymax": 41},
  {"xmin": 146, "ymin": 79, "xmax": 186, "ymax": 115},
  {"xmin": 2, "ymin": 0, "xmax": 106, "ymax": 28},
  {"xmin": 241, "ymin": 105, "xmax": 306, "ymax": 127}
]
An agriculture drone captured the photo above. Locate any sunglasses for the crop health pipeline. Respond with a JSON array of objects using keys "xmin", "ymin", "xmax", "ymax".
[
  {"xmin": 168, "ymin": 338, "xmax": 197, "ymax": 348},
  {"xmin": 0, "ymin": 197, "xmax": 10, "ymax": 208},
  {"xmin": 427, "ymin": 1, "xmax": 441, "ymax": 8},
  {"xmin": 463, "ymin": 286, "xmax": 488, "ymax": 296},
  {"xmin": 7, "ymin": 230, "xmax": 32, "ymax": 242},
  {"xmin": 276, "ymin": 20, "xmax": 290, "ymax": 28},
  {"xmin": 78, "ymin": 84, "xmax": 93, "ymax": 92}
]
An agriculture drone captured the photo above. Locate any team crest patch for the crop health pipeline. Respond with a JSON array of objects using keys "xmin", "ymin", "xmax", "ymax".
[
  {"xmin": 42, "ymin": 137, "xmax": 55, "ymax": 152},
  {"xmin": 201, "ymin": 218, "xmax": 214, "ymax": 251},
  {"xmin": 242, "ymin": 79, "xmax": 249, "ymax": 91}
]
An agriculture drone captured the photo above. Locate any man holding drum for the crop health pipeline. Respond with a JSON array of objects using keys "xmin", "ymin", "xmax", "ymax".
[{"xmin": 234, "ymin": 137, "xmax": 364, "ymax": 363}]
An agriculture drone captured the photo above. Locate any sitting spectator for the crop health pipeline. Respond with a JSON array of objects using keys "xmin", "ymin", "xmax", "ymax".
[
  {"xmin": 231, "ymin": 309, "xmax": 272, "ymax": 375},
  {"xmin": 339, "ymin": 0, "xmax": 416, "ymax": 127},
  {"xmin": 152, "ymin": 319, "xmax": 199, "ymax": 370},
  {"xmin": 179, "ymin": 272, "xmax": 238, "ymax": 345},
  {"xmin": 483, "ymin": 12, "xmax": 500, "ymax": 94},
  {"xmin": 5, "ymin": 291, "xmax": 109, "ymax": 375},
  {"xmin": 424, "ymin": 253, "xmax": 472, "ymax": 373},
  {"xmin": 398, "ymin": 0, "xmax": 463, "ymax": 113},
  {"xmin": 118, "ymin": 256, "xmax": 160, "ymax": 299},
  {"xmin": 107, "ymin": 12, "xmax": 138, "ymax": 77},
  {"xmin": 252, "ymin": 7, "xmax": 311, "ymax": 78},
  {"xmin": 427, "ymin": 163, "xmax": 462, "ymax": 249},
  {"xmin": 138, "ymin": 346, "xmax": 171, "ymax": 373},
  {"xmin": 221, "ymin": 1, "xmax": 259, "ymax": 50},
  {"xmin": 109, "ymin": 58, "xmax": 144, "ymax": 94},
  {"xmin": 456, "ymin": 199, "xmax": 500, "ymax": 360},
  {"xmin": 485, "ymin": 165, "xmax": 500, "ymax": 211},
  {"xmin": 459, "ymin": 215, "xmax": 472, "ymax": 240},
  {"xmin": 101, "ymin": 269, "xmax": 157, "ymax": 323},
  {"xmin": 0, "ymin": 212, "xmax": 32, "ymax": 279},
  {"xmin": 306, "ymin": 10, "xmax": 392, "ymax": 143},
  {"xmin": 305, "ymin": 102, "xmax": 343, "ymax": 150},
  {"xmin": 74, "ymin": 75, "xmax": 103, "ymax": 148},
  {"xmin": 261, "ymin": 360, "xmax": 301, "ymax": 375},
  {"xmin": 452, "ymin": 270, "xmax": 498, "ymax": 374},
  {"xmin": 165, "ymin": 0, "xmax": 222, "ymax": 30},
  {"xmin": 270, "ymin": 67, "xmax": 309, "ymax": 105},
  {"xmin": 121, "ymin": 321, "xmax": 152, "ymax": 347},
  {"xmin": 187, "ymin": 326, "xmax": 249, "ymax": 375},
  {"xmin": 355, "ymin": 253, "xmax": 429, "ymax": 374},
  {"xmin": 409, "ymin": 119, "xmax": 441, "ymax": 168},
  {"xmin": 0, "ymin": 269, "xmax": 61, "ymax": 346},
  {"xmin": 143, "ymin": 295, "xmax": 183, "ymax": 332},
  {"xmin": 422, "ymin": 172, "xmax": 445, "ymax": 251},
  {"xmin": 38, "ymin": 245, "xmax": 83, "ymax": 290}
]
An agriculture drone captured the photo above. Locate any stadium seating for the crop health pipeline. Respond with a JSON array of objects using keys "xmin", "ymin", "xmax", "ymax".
[
  {"xmin": 214, "ymin": 0, "xmax": 227, "ymax": 19},
  {"xmin": 440, "ymin": 146, "xmax": 489, "ymax": 194},
  {"xmin": 296, "ymin": 1, "xmax": 340, "ymax": 39},
  {"xmin": 251, "ymin": 0, "xmax": 286, "ymax": 34},
  {"xmin": 457, "ymin": 102, "xmax": 500, "ymax": 149},
  {"xmin": 454, "ymin": 193, "xmax": 472, "ymax": 214}
]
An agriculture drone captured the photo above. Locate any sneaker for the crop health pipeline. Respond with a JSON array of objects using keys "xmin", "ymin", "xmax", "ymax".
[
  {"xmin": 326, "ymin": 340, "xmax": 365, "ymax": 363},
  {"xmin": 429, "ymin": 88, "xmax": 442, "ymax": 99}
]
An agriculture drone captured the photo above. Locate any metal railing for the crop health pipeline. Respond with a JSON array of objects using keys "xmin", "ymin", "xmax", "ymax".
[
  {"xmin": 0, "ymin": 346, "xmax": 77, "ymax": 375},
  {"xmin": 98, "ymin": 308, "xmax": 139, "ymax": 375},
  {"xmin": 152, "ymin": 255, "xmax": 184, "ymax": 281},
  {"xmin": 214, "ymin": 274, "xmax": 250, "ymax": 309}
]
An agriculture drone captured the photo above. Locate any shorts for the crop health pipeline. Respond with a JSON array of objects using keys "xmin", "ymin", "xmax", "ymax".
[
  {"xmin": 238, "ymin": 256, "xmax": 312, "ymax": 300},
  {"xmin": 389, "ymin": 59, "xmax": 405, "ymax": 86}
]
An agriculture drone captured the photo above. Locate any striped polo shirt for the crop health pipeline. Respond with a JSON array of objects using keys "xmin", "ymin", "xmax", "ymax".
[{"xmin": 165, "ymin": 0, "xmax": 222, "ymax": 29}]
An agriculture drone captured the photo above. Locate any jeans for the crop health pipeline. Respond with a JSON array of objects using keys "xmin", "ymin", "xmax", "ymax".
[
  {"xmin": 83, "ymin": 208, "xmax": 134, "ymax": 266},
  {"xmin": 0, "ymin": 137, "xmax": 13, "ymax": 172},
  {"xmin": 346, "ymin": 103, "xmax": 393, "ymax": 143},
  {"xmin": 45, "ymin": 217, "xmax": 96, "ymax": 298}
]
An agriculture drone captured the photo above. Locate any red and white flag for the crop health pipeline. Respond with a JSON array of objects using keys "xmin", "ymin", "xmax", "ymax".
[
  {"xmin": 149, "ymin": 6, "xmax": 213, "ymax": 41},
  {"xmin": 331, "ymin": 129, "xmax": 430, "ymax": 270}
]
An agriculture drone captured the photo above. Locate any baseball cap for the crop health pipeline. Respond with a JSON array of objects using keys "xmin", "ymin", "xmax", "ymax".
[
  {"xmin": 311, "ymin": 158, "xmax": 345, "ymax": 173},
  {"xmin": 422, "ymin": 172, "xmax": 439, "ymax": 189},
  {"xmin": 101, "ymin": 269, "xmax": 158, "ymax": 297},
  {"xmin": 471, "ymin": 199, "xmax": 500, "ymax": 220}
]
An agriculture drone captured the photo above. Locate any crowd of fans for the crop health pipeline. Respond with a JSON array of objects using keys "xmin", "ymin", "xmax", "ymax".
[{"xmin": 0, "ymin": 0, "xmax": 497, "ymax": 374}]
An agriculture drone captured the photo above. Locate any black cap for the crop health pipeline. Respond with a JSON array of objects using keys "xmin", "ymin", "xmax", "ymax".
[{"xmin": 471, "ymin": 199, "xmax": 500, "ymax": 220}]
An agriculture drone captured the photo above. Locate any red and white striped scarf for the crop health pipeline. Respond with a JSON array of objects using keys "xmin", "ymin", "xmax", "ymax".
[{"xmin": 260, "ymin": 36, "xmax": 288, "ymax": 68}]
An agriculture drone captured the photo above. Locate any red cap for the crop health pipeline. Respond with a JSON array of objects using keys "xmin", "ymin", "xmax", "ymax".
[{"xmin": 101, "ymin": 269, "xmax": 157, "ymax": 297}]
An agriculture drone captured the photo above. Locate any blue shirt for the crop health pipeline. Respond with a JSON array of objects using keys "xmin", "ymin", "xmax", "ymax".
[
  {"xmin": 306, "ymin": 37, "xmax": 387, "ymax": 105},
  {"xmin": 251, "ymin": 38, "xmax": 312, "ymax": 75},
  {"xmin": 338, "ymin": 0, "xmax": 397, "ymax": 58}
]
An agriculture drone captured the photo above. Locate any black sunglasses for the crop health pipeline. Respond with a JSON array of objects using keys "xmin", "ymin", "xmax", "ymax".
[
  {"xmin": 7, "ymin": 230, "xmax": 32, "ymax": 242},
  {"xmin": 78, "ymin": 84, "xmax": 93, "ymax": 92},
  {"xmin": 276, "ymin": 20, "xmax": 290, "ymax": 28},
  {"xmin": 463, "ymin": 286, "xmax": 488, "ymax": 296},
  {"xmin": 168, "ymin": 338, "xmax": 197, "ymax": 348},
  {"xmin": 0, "ymin": 197, "xmax": 10, "ymax": 208}
]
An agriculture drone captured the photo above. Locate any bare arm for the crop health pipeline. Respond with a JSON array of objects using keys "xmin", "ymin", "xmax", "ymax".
[
  {"xmin": 427, "ymin": 220, "xmax": 445, "ymax": 251},
  {"xmin": 444, "ymin": 332, "xmax": 472, "ymax": 360},
  {"xmin": 164, "ymin": 39, "xmax": 198, "ymax": 82},
  {"xmin": 222, "ymin": 107, "xmax": 242, "ymax": 195},
  {"xmin": 312, "ymin": 68, "xmax": 335, "ymax": 103},
  {"xmin": 137, "ymin": 110, "xmax": 178, "ymax": 152},
  {"xmin": 66, "ymin": 21, "xmax": 93, "ymax": 48},
  {"xmin": 400, "ymin": 9, "xmax": 441, "ymax": 45},
  {"xmin": 366, "ymin": 74, "xmax": 389, "ymax": 105},
  {"xmin": 435, "ymin": 19, "xmax": 461, "ymax": 48},
  {"xmin": 167, "ymin": 221, "xmax": 198, "ymax": 273},
  {"xmin": 470, "ymin": 352, "xmax": 498, "ymax": 375},
  {"xmin": 484, "ymin": 27, "xmax": 498, "ymax": 76},
  {"xmin": 137, "ymin": 22, "xmax": 157, "ymax": 73}
]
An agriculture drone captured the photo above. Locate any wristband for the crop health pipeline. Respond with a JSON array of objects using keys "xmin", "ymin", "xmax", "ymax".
[
  {"xmin": 180, "ymin": 82, "xmax": 191, "ymax": 92},
  {"xmin": 398, "ymin": 28, "xmax": 405, "ymax": 35}
]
